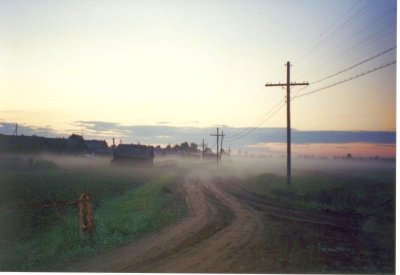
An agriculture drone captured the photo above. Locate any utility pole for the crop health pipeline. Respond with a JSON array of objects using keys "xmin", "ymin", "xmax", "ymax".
[
  {"xmin": 12, "ymin": 123, "xmax": 18, "ymax": 136},
  {"xmin": 265, "ymin": 61, "xmax": 309, "ymax": 185},
  {"xmin": 210, "ymin": 128, "xmax": 224, "ymax": 165},
  {"xmin": 112, "ymin": 137, "xmax": 116, "ymax": 158},
  {"xmin": 220, "ymin": 130, "xmax": 226, "ymax": 162},
  {"xmin": 202, "ymin": 138, "xmax": 205, "ymax": 159},
  {"xmin": 228, "ymin": 146, "xmax": 231, "ymax": 157}
]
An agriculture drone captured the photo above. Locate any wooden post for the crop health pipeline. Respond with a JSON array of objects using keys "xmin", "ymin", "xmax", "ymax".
[{"xmin": 78, "ymin": 193, "xmax": 94, "ymax": 235}]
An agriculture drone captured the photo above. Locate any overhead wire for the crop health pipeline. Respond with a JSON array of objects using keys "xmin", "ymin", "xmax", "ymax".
[
  {"xmin": 225, "ymin": 99, "xmax": 284, "ymax": 140},
  {"xmin": 226, "ymin": 101, "xmax": 286, "ymax": 142},
  {"xmin": 295, "ymin": 0, "xmax": 376, "ymax": 65},
  {"xmin": 292, "ymin": 0, "xmax": 363, "ymax": 63},
  {"xmin": 293, "ymin": 60, "xmax": 396, "ymax": 100},
  {"xmin": 310, "ymin": 46, "xmax": 396, "ymax": 85},
  {"xmin": 296, "ymin": 17, "xmax": 396, "ymax": 81}
]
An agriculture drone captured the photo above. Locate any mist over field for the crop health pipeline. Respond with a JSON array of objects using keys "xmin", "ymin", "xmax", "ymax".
[{"xmin": 0, "ymin": 0, "xmax": 396, "ymax": 273}]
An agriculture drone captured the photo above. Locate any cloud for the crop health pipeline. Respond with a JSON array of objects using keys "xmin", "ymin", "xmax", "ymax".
[
  {"xmin": 0, "ymin": 122, "xmax": 59, "ymax": 137},
  {"xmin": 0, "ymin": 121, "xmax": 395, "ymax": 151}
]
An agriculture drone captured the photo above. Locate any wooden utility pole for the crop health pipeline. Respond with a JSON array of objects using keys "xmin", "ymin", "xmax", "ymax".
[
  {"xmin": 265, "ymin": 61, "xmax": 309, "ymax": 185},
  {"xmin": 112, "ymin": 137, "xmax": 116, "ymax": 157},
  {"xmin": 12, "ymin": 123, "xmax": 18, "ymax": 136},
  {"xmin": 210, "ymin": 128, "xmax": 224, "ymax": 165},
  {"xmin": 220, "ymin": 130, "xmax": 226, "ymax": 162},
  {"xmin": 201, "ymin": 139, "xmax": 205, "ymax": 159}
]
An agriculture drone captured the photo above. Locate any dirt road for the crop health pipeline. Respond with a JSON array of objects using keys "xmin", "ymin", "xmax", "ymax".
[{"xmin": 67, "ymin": 169, "xmax": 366, "ymax": 273}]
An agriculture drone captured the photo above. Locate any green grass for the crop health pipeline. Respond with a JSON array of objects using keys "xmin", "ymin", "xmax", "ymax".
[
  {"xmin": 0, "ymin": 156, "xmax": 187, "ymax": 271},
  {"xmin": 239, "ymin": 170, "xmax": 395, "ymax": 272},
  {"xmin": 241, "ymin": 171, "xmax": 394, "ymax": 215}
]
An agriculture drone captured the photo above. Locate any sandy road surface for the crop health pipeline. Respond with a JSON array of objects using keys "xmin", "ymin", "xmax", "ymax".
[{"xmin": 67, "ymin": 169, "xmax": 361, "ymax": 273}]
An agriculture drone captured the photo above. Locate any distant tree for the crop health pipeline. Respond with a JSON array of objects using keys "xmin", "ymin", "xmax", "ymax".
[
  {"xmin": 156, "ymin": 145, "xmax": 161, "ymax": 149},
  {"xmin": 190, "ymin": 142, "xmax": 198, "ymax": 151},
  {"xmin": 346, "ymin": 153, "xmax": 352, "ymax": 159},
  {"xmin": 69, "ymin": 133, "xmax": 84, "ymax": 141},
  {"xmin": 180, "ymin": 141, "xmax": 189, "ymax": 151},
  {"xmin": 173, "ymin": 144, "xmax": 180, "ymax": 150},
  {"xmin": 166, "ymin": 144, "xmax": 172, "ymax": 149}
]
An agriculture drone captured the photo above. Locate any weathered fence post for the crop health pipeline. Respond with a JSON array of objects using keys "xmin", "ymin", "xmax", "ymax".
[{"xmin": 78, "ymin": 193, "xmax": 94, "ymax": 235}]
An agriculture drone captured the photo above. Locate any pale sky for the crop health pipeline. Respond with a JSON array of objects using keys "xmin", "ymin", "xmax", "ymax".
[{"xmin": 0, "ymin": 0, "xmax": 397, "ymax": 135}]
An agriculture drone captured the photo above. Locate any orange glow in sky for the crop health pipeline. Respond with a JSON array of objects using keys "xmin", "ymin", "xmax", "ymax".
[{"xmin": 247, "ymin": 142, "xmax": 395, "ymax": 158}]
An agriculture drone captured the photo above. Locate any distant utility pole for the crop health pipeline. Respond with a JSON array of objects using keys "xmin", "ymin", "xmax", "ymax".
[
  {"xmin": 12, "ymin": 123, "xmax": 18, "ymax": 136},
  {"xmin": 210, "ymin": 127, "xmax": 224, "ymax": 165},
  {"xmin": 228, "ymin": 146, "xmax": 231, "ymax": 157},
  {"xmin": 220, "ymin": 130, "xmax": 226, "ymax": 162},
  {"xmin": 265, "ymin": 61, "xmax": 309, "ymax": 185},
  {"xmin": 112, "ymin": 137, "xmax": 116, "ymax": 157},
  {"xmin": 201, "ymin": 138, "xmax": 206, "ymax": 159}
]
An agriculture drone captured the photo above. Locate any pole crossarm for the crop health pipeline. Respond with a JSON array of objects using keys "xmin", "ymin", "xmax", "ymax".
[{"xmin": 265, "ymin": 82, "xmax": 309, "ymax": 87}]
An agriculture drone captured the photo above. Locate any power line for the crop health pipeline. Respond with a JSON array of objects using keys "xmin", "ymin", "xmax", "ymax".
[
  {"xmin": 294, "ymin": 60, "xmax": 396, "ymax": 100},
  {"xmin": 297, "ymin": 18, "xmax": 396, "ymax": 81},
  {"xmin": 310, "ymin": 46, "xmax": 396, "ymax": 85},
  {"xmin": 293, "ymin": 0, "xmax": 363, "ymax": 63},
  {"xmin": 295, "ymin": 0, "xmax": 376, "ymax": 65},
  {"xmin": 227, "ymin": 101, "xmax": 285, "ymax": 142},
  {"xmin": 226, "ymin": 99, "xmax": 284, "ymax": 140}
]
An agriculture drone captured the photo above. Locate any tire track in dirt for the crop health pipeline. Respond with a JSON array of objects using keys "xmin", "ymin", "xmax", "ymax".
[
  {"xmin": 66, "ymin": 170, "xmax": 235, "ymax": 272},
  {"xmin": 145, "ymin": 171, "xmax": 266, "ymax": 273},
  {"xmin": 67, "ymin": 169, "xmax": 364, "ymax": 273},
  {"xmin": 218, "ymin": 178, "xmax": 362, "ymax": 231},
  {"xmin": 66, "ymin": 169, "xmax": 388, "ymax": 273}
]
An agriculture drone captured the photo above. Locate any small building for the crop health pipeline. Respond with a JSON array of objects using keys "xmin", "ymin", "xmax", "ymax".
[
  {"xmin": 45, "ymin": 134, "xmax": 87, "ymax": 154},
  {"xmin": 85, "ymin": 139, "xmax": 111, "ymax": 155},
  {"xmin": 112, "ymin": 144, "xmax": 154, "ymax": 166},
  {"xmin": 0, "ymin": 134, "xmax": 47, "ymax": 153}
]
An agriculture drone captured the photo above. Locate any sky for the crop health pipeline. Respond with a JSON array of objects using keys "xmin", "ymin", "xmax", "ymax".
[{"xmin": 0, "ymin": 0, "xmax": 397, "ymax": 157}]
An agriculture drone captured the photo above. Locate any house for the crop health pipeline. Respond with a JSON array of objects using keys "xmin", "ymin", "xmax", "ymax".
[
  {"xmin": 45, "ymin": 134, "xmax": 87, "ymax": 153},
  {"xmin": 0, "ymin": 134, "xmax": 47, "ymax": 152},
  {"xmin": 85, "ymin": 139, "xmax": 111, "ymax": 155},
  {"xmin": 112, "ymin": 144, "xmax": 154, "ymax": 166}
]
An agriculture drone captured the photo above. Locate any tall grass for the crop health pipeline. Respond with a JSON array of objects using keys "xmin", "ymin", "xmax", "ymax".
[{"xmin": 0, "ymin": 156, "xmax": 187, "ymax": 271}]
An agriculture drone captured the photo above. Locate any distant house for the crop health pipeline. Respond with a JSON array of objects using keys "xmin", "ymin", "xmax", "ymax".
[
  {"xmin": 0, "ymin": 134, "xmax": 47, "ymax": 152},
  {"xmin": 45, "ymin": 134, "xmax": 87, "ymax": 153},
  {"xmin": 112, "ymin": 144, "xmax": 154, "ymax": 166},
  {"xmin": 85, "ymin": 140, "xmax": 111, "ymax": 155}
]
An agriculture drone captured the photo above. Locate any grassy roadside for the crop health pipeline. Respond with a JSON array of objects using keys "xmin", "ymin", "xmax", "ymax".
[
  {"xmin": 238, "ymin": 170, "xmax": 395, "ymax": 272},
  {"xmin": 240, "ymin": 171, "xmax": 394, "ymax": 216},
  {"xmin": 0, "ymin": 157, "xmax": 187, "ymax": 271}
]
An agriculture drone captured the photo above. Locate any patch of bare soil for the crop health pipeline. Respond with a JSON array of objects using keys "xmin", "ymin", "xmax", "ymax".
[{"xmin": 66, "ymin": 169, "xmax": 392, "ymax": 273}]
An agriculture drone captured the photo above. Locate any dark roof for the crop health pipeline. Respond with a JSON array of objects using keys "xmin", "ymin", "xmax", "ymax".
[
  {"xmin": 85, "ymin": 140, "xmax": 108, "ymax": 151},
  {"xmin": 45, "ymin": 136, "xmax": 86, "ymax": 152},
  {"xmin": 115, "ymin": 144, "xmax": 154, "ymax": 159},
  {"xmin": 0, "ymin": 134, "xmax": 47, "ymax": 152}
]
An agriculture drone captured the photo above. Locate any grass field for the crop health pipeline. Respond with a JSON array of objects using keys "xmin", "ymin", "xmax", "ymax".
[
  {"xmin": 238, "ymin": 168, "xmax": 395, "ymax": 272},
  {"xmin": 0, "ymin": 155, "xmax": 187, "ymax": 271}
]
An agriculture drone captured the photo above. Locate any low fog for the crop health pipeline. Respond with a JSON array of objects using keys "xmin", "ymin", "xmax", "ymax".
[{"xmin": 8, "ymin": 153, "xmax": 393, "ymax": 181}]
